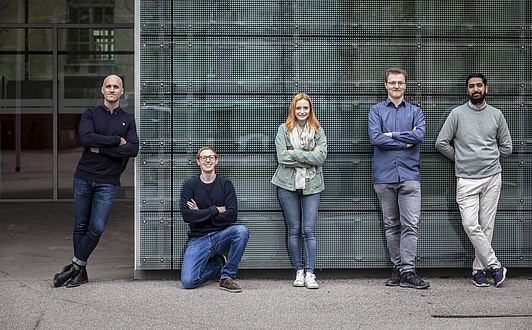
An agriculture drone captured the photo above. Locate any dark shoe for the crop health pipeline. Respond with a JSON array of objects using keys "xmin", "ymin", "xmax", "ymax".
[
  {"xmin": 66, "ymin": 266, "xmax": 89, "ymax": 288},
  {"xmin": 400, "ymin": 271, "xmax": 430, "ymax": 289},
  {"xmin": 385, "ymin": 268, "xmax": 401, "ymax": 286},
  {"xmin": 473, "ymin": 270, "xmax": 489, "ymax": 287},
  {"xmin": 489, "ymin": 266, "xmax": 507, "ymax": 287},
  {"xmin": 219, "ymin": 278, "xmax": 241, "ymax": 293},
  {"xmin": 53, "ymin": 264, "xmax": 79, "ymax": 287}
]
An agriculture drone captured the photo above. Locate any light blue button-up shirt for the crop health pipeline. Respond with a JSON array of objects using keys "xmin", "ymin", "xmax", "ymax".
[{"xmin": 368, "ymin": 98, "xmax": 425, "ymax": 184}]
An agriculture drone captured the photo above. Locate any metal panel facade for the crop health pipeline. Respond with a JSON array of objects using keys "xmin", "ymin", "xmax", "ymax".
[{"xmin": 135, "ymin": 0, "xmax": 532, "ymax": 271}]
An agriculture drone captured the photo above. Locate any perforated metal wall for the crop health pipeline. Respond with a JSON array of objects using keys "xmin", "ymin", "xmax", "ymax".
[{"xmin": 135, "ymin": 0, "xmax": 532, "ymax": 270}]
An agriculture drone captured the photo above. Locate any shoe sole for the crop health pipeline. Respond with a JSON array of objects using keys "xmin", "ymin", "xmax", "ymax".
[
  {"xmin": 219, "ymin": 286, "xmax": 241, "ymax": 293},
  {"xmin": 305, "ymin": 284, "xmax": 319, "ymax": 289},
  {"xmin": 293, "ymin": 283, "xmax": 304, "ymax": 287},
  {"xmin": 495, "ymin": 267, "xmax": 507, "ymax": 287},
  {"xmin": 66, "ymin": 279, "xmax": 89, "ymax": 288},
  {"xmin": 400, "ymin": 283, "xmax": 430, "ymax": 289},
  {"xmin": 473, "ymin": 281, "xmax": 489, "ymax": 287},
  {"xmin": 385, "ymin": 282, "xmax": 400, "ymax": 287}
]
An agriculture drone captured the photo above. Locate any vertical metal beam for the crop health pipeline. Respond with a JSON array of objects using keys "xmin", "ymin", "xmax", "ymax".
[{"xmin": 52, "ymin": 24, "xmax": 58, "ymax": 201}]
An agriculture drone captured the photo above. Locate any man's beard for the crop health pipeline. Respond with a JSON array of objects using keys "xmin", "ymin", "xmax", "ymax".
[{"xmin": 468, "ymin": 91, "xmax": 486, "ymax": 105}]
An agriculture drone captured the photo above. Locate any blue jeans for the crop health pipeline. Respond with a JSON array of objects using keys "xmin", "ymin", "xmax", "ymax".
[
  {"xmin": 181, "ymin": 225, "xmax": 249, "ymax": 289},
  {"xmin": 374, "ymin": 181, "xmax": 420, "ymax": 274},
  {"xmin": 72, "ymin": 177, "xmax": 117, "ymax": 266},
  {"xmin": 277, "ymin": 187, "xmax": 320, "ymax": 273}
]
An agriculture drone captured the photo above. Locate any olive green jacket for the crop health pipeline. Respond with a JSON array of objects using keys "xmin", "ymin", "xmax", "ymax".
[{"xmin": 271, "ymin": 123, "xmax": 327, "ymax": 195}]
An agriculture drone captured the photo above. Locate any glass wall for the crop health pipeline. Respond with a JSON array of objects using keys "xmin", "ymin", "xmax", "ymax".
[
  {"xmin": 0, "ymin": 0, "xmax": 134, "ymax": 200},
  {"xmin": 136, "ymin": 0, "xmax": 531, "ymax": 271}
]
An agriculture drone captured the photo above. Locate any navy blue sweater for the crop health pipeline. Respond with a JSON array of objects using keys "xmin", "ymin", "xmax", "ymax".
[
  {"xmin": 74, "ymin": 105, "xmax": 139, "ymax": 185},
  {"xmin": 180, "ymin": 175, "xmax": 238, "ymax": 238}
]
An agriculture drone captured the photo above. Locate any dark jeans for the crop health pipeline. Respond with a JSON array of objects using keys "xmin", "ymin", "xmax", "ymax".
[{"xmin": 72, "ymin": 177, "xmax": 117, "ymax": 265}]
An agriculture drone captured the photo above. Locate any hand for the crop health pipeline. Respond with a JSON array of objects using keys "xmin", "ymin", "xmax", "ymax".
[
  {"xmin": 313, "ymin": 146, "xmax": 321, "ymax": 151},
  {"xmin": 407, "ymin": 144, "xmax": 413, "ymax": 148},
  {"xmin": 187, "ymin": 199, "xmax": 199, "ymax": 210},
  {"xmin": 384, "ymin": 132, "xmax": 392, "ymax": 138},
  {"xmin": 217, "ymin": 206, "xmax": 226, "ymax": 213},
  {"xmin": 287, "ymin": 150, "xmax": 294, "ymax": 156},
  {"xmin": 413, "ymin": 126, "xmax": 417, "ymax": 131},
  {"xmin": 120, "ymin": 137, "xmax": 127, "ymax": 146},
  {"xmin": 90, "ymin": 147, "xmax": 100, "ymax": 153}
]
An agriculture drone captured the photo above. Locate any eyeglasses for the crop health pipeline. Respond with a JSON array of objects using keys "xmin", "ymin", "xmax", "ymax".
[
  {"xmin": 198, "ymin": 155, "xmax": 216, "ymax": 162},
  {"xmin": 387, "ymin": 81, "xmax": 405, "ymax": 86}
]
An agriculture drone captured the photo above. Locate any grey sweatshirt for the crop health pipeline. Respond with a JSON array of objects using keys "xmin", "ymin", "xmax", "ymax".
[{"xmin": 435, "ymin": 102, "xmax": 512, "ymax": 179}]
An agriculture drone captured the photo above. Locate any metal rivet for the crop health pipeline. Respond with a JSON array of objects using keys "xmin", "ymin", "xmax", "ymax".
[
  {"xmin": 189, "ymin": 43, "xmax": 192, "ymax": 48},
  {"xmin": 189, "ymin": 24, "xmax": 192, "ymax": 28},
  {"xmin": 519, "ymin": 218, "xmax": 524, "ymax": 223},
  {"xmin": 189, "ymin": 160, "xmax": 192, "ymax": 165},
  {"xmin": 189, "ymin": 82, "xmax": 192, "ymax": 87},
  {"xmin": 520, "ymin": 256, "xmax": 524, "ymax": 260},
  {"xmin": 142, "ymin": 24, "xmax": 146, "ymax": 29},
  {"xmin": 160, "ymin": 23, "xmax": 164, "ymax": 28},
  {"xmin": 142, "ymin": 83, "xmax": 146, "ymax": 87},
  {"xmin": 520, "ymin": 199, "xmax": 524, "ymax": 203},
  {"xmin": 520, "ymin": 103, "xmax": 525, "ymax": 107},
  {"xmin": 160, "ymin": 102, "xmax": 164, "ymax": 106},
  {"xmin": 417, "ymin": 43, "xmax": 421, "ymax": 49},
  {"xmin": 520, "ymin": 160, "xmax": 524, "ymax": 165},
  {"xmin": 160, "ymin": 82, "xmax": 164, "ymax": 87},
  {"xmin": 188, "ymin": 140, "xmax": 192, "ymax": 145},
  {"xmin": 294, "ymin": 44, "xmax": 298, "ymax": 48},
  {"xmin": 160, "ymin": 219, "xmax": 164, "ymax": 223},
  {"xmin": 189, "ymin": 102, "xmax": 192, "ymax": 106},
  {"xmin": 160, "ymin": 141, "xmax": 164, "ymax": 145},
  {"xmin": 520, "ymin": 141, "xmax": 525, "ymax": 145},
  {"xmin": 418, "ymin": 83, "xmax": 422, "ymax": 87},
  {"xmin": 160, "ymin": 160, "xmax": 164, "ymax": 165},
  {"xmin": 142, "ymin": 258, "xmax": 146, "ymax": 263},
  {"xmin": 417, "ymin": 24, "xmax": 421, "ymax": 29},
  {"xmin": 294, "ymin": 82, "xmax": 298, "ymax": 87},
  {"xmin": 160, "ymin": 258, "xmax": 164, "ymax": 262},
  {"xmin": 160, "ymin": 43, "xmax": 164, "ymax": 48},
  {"xmin": 143, "ymin": 44, "xmax": 146, "ymax": 48},
  {"xmin": 142, "ymin": 141, "xmax": 146, "ymax": 145},
  {"xmin": 142, "ymin": 161, "xmax": 146, "ymax": 165},
  {"xmin": 160, "ymin": 200, "xmax": 164, "ymax": 204},
  {"xmin": 142, "ymin": 219, "xmax": 146, "ymax": 224},
  {"xmin": 142, "ymin": 200, "xmax": 146, "ymax": 204},
  {"xmin": 294, "ymin": 24, "xmax": 298, "ymax": 29}
]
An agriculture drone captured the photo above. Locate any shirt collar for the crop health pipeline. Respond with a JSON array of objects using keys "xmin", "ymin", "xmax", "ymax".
[
  {"xmin": 385, "ymin": 97, "xmax": 405, "ymax": 108},
  {"xmin": 103, "ymin": 103, "xmax": 121, "ymax": 114},
  {"xmin": 468, "ymin": 100, "xmax": 487, "ymax": 110}
]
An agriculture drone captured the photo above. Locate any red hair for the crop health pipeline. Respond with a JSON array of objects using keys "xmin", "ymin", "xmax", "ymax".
[{"xmin": 285, "ymin": 93, "xmax": 321, "ymax": 134}]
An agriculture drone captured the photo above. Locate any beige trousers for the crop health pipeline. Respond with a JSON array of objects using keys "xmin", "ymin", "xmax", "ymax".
[{"xmin": 456, "ymin": 172, "xmax": 502, "ymax": 274}]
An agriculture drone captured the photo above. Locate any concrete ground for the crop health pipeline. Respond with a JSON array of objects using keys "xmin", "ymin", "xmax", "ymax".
[{"xmin": 1, "ymin": 202, "xmax": 531, "ymax": 329}]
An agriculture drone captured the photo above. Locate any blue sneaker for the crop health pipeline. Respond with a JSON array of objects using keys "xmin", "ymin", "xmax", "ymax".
[
  {"xmin": 489, "ymin": 266, "xmax": 507, "ymax": 287},
  {"xmin": 472, "ymin": 270, "xmax": 489, "ymax": 287}
]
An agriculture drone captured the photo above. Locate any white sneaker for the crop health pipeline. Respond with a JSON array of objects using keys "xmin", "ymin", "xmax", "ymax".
[
  {"xmin": 293, "ymin": 269, "xmax": 305, "ymax": 287},
  {"xmin": 304, "ymin": 272, "xmax": 319, "ymax": 289}
]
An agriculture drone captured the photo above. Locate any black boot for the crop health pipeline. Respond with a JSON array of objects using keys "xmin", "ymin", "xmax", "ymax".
[
  {"xmin": 53, "ymin": 264, "xmax": 79, "ymax": 287},
  {"xmin": 66, "ymin": 266, "xmax": 89, "ymax": 288}
]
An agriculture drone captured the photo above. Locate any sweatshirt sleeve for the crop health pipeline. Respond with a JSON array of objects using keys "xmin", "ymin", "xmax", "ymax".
[
  {"xmin": 99, "ymin": 116, "xmax": 140, "ymax": 158},
  {"xmin": 180, "ymin": 179, "xmax": 219, "ymax": 224},
  {"xmin": 79, "ymin": 109, "xmax": 122, "ymax": 148},
  {"xmin": 497, "ymin": 113, "xmax": 513, "ymax": 159},
  {"xmin": 211, "ymin": 179, "xmax": 238, "ymax": 227},
  {"xmin": 435, "ymin": 111, "xmax": 457, "ymax": 161}
]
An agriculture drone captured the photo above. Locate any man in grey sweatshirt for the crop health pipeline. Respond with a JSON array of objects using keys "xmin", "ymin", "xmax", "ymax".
[{"xmin": 435, "ymin": 73, "xmax": 512, "ymax": 288}]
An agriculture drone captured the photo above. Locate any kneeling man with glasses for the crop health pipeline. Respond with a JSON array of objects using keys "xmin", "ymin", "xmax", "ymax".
[{"xmin": 180, "ymin": 146, "xmax": 249, "ymax": 293}]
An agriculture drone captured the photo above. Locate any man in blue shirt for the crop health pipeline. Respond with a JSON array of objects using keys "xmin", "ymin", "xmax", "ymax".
[
  {"xmin": 180, "ymin": 146, "xmax": 249, "ymax": 293},
  {"xmin": 368, "ymin": 68, "xmax": 429, "ymax": 289},
  {"xmin": 53, "ymin": 75, "xmax": 139, "ymax": 288}
]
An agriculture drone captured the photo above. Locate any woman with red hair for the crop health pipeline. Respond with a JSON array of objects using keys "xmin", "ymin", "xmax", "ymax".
[{"xmin": 271, "ymin": 93, "xmax": 328, "ymax": 289}]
